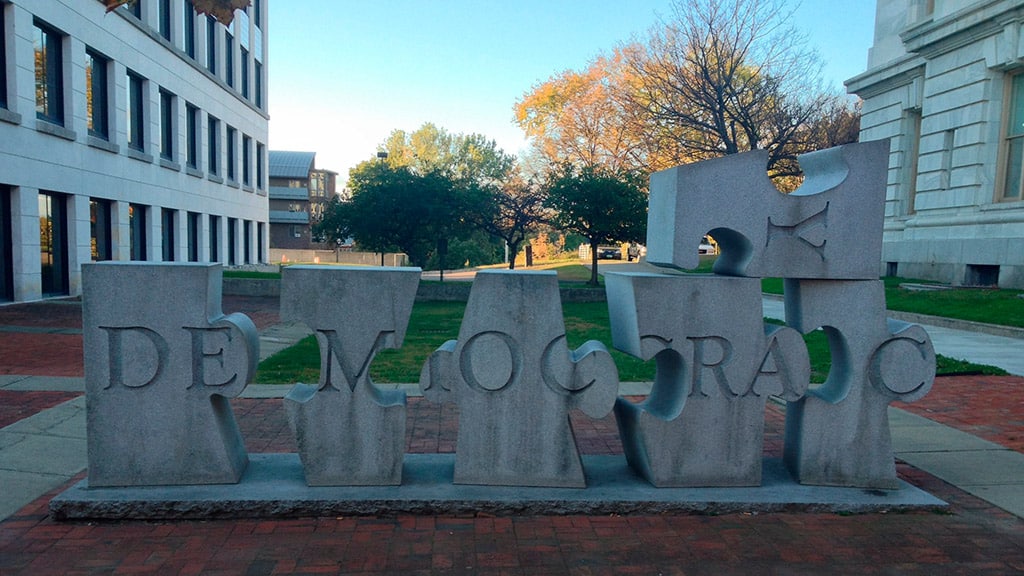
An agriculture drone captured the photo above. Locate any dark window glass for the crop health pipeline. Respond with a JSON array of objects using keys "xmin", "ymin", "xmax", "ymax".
[
  {"xmin": 186, "ymin": 103, "xmax": 198, "ymax": 168},
  {"xmin": 0, "ymin": 186, "xmax": 13, "ymax": 301},
  {"xmin": 241, "ymin": 48, "xmax": 249, "ymax": 99},
  {"xmin": 256, "ymin": 142, "xmax": 265, "ymax": 188},
  {"xmin": 209, "ymin": 215, "xmax": 219, "ymax": 262},
  {"xmin": 160, "ymin": 89, "xmax": 174, "ymax": 160},
  {"xmin": 253, "ymin": 0, "xmax": 262, "ymax": 30},
  {"xmin": 86, "ymin": 49, "xmax": 109, "ymax": 139},
  {"xmin": 127, "ymin": 71, "xmax": 145, "ymax": 151},
  {"xmin": 257, "ymin": 222, "xmax": 264, "ymax": 263},
  {"xmin": 183, "ymin": 0, "xmax": 196, "ymax": 58},
  {"xmin": 224, "ymin": 31, "xmax": 233, "ymax": 88},
  {"xmin": 243, "ymin": 220, "xmax": 251, "ymax": 264},
  {"xmin": 39, "ymin": 192, "xmax": 69, "ymax": 295},
  {"xmin": 206, "ymin": 16, "xmax": 216, "ymax": 74},
  {"xmin": 242, "ymin": 135, "xmax": 251, "ymax": 185},
  {"xmin": 226, "ymin": 125, "xmax": 236, "ymax": 181},
  {"xmin": 254, "ymin": 61, "xmax": 262, "ymax": 109},
  {"xmin": 208, "ymin": 115, "xmax": 219, "ymax": 174},
  {"xmin": 227, "ymin": 218, "xmax": 237, "ymax": 265},
  {"xmin": 34, "ymin": 21, "xmax": 64, "ymax": 124},
  {"xmin": 161, "ymin": 208, "xmax": 175, "ymax": 261},
  {"xmin": 159, "ymin": 0, "xmax": 171, "ymax": 40},
  {"xmin": 129, "ymin": 203, "xmax": 147, "ymax": 261},
  {"xmin": 1, "ymin": 7, "xmax": 8, "ymax": 109},
  {"xmin": 90, "ymin": 199, "xmax": 112, "ymax": 261},
  {"xmin": 187, "ymin": 212, "xmax": 199, "ymax": 262}
]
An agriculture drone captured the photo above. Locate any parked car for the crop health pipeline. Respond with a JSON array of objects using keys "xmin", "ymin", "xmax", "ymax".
[{"xmin": 598, "ymin": 246, "xmax": 623, "ymax": 260}]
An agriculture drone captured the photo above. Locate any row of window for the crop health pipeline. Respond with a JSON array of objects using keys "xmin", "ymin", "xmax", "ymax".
[
  {"xmin": 29, "ymin": 188, "xmax": 265, "ymax": 298},
  {"xmin": 24, "ymin": 15, "xmax": 267, "ymax": 189},
  {"xmin": 125, "ymin": 0, "xmax": 265, "ymax": 109}
]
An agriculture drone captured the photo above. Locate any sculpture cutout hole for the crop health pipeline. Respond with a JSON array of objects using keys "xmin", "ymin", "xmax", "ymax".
[{"xmin": 708, "ymin": 227, "xmax": 753, "ymax": 277}]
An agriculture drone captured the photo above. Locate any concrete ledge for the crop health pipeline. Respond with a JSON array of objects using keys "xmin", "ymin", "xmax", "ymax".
[{"xmin": 49, "ymin": 454, "xmax": 945, "ymax": 521}]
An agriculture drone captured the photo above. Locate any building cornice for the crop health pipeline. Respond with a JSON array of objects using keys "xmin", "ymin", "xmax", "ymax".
[
  {"xmin": 900, "ymin": 0, "xmax": 1024, "ymax": 60},
  {"xmin": 846, "ymin": 54, "xmax": 925, "ymax": 99}
]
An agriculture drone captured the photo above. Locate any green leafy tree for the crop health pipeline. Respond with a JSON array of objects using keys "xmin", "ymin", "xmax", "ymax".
[
  {"xmin": 470, "ymin": 176, "xmax": 550, "ymax": 270},
  {"xmin": 544, "ymin": 164, "xmax": 647, "ymax": 285}
]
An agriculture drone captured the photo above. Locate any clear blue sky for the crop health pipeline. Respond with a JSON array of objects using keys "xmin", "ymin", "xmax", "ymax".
[{"xmin": 267, "ymin": 1, "xmax": 877, "ymax": 185}]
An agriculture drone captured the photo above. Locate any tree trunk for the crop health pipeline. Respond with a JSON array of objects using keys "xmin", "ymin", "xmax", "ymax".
[
  {"xmin": 507, "ymin": 240, "xmax": 519, "ymax": 270},
  {"xmin": 589, "ymin": 238, "xmax": 600, "ymax": 286}
]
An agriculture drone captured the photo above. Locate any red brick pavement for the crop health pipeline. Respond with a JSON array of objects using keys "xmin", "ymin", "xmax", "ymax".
[
  {"xmin": 896, "ymin": 375, "xmax": 1024, "ymax": 453},
  {"xmin": 0, "ymin": 390, "xmax": 80, "ymax": 428},
  {"xmin": 1, "ymin": 398, "xmax": 1023, "ymax": 575}
]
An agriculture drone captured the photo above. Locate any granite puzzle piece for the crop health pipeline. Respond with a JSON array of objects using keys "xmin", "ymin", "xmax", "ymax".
[
  {"xmin": 645, "ymin": 140, "xmax": 889, "ymax": 279},
  {"xmin": 281, "ymin": 266, "xmax": 420, "ymax": 486},
  {"xmin": 419, "ymin": 270, "xmax": 619, "ymax": 487},
  {"xmin": 783, "ymin": 279, "xmax": 935, "ymax": 488},
  {"xmin": 82, "ymin": 262, "xmax": 257, "ymax": 487},
  {"xmin": 606, "ymin": 273, "xmax": 809, "ymax": 487}
]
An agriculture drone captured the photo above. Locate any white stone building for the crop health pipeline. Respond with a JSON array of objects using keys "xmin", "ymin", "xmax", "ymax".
[
  {"xmin": 0, "ymin": 0, "xmax": 269, "ymax": 302},
  {"xmin": 848, "ymin": 0, "xmax": 1024, "ymax": 288}
]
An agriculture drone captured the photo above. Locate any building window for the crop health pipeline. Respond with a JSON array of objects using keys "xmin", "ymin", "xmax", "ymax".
[
  {"xmin": 159, "ymin": 89, "xmax": 175, "ymax": 161},
  {"xmin": 34, "ymin": 20, "xmax": 64, "ymax": 125},
  {"xmin": 208, "ymin": 115, "xmax": 220, "ymax": 175},
  {"xmin": 226, "ymin": 125, "xmax": 236, "ymax": 181},
  {"xmin": 159, "ymin": 0, "xmax": 172, "ymax": 41},
  {"xmin": 241, "ymin": 48, "xmax": 249, "ymax": 99},
  {"xmin": 206, "ymin": 16, "xmax": 217, "ymax": 74},
  {"xmin": 90, "ymin": 199, "xmax": 112, "ymax": 261},
  {"xmin": 254, "ymin": 61, "xmax": 263, "ymax": 109},
  {"xmin": 126, "ymin": 71, "xmax": 145, "ymax": 151},
  {"xmin": 129, "ymin": 203, "xmax": 147, "ymax": 261},
  {"xmin": 0, "ymin": 186, "xmax": 12, "ymax": 301},
  {"xmin": 256, "ymin": 142, "xmax": 265, "ymax": 189},
  {"xmin": 902, "ymin": 109, "xmax": 921, "ymax": 215},
  {"xmin": 125, "ymin": 0, "xmax": 142, "ymax": 19},
  {"xmin": 257, "ymin": 222, "xmax": 264, "ymax": 263},
  {"xmin": 161, "ymin": 208, "xmax": 176, "ymax": 261},
  {"xmin": 224, "ymin": 30, "xmax": 234, "ymax": 88},
  {"xmin": 227, "ymin": 218, "xmax": 237, "ymax": 265},
  {"xmin": 86, "ymin": 49, "xmax": 110, "ymax": 139},
  {"xmin": 187, "ymin": 211, "xmax": 200, "ymax": 261},
  {"xmin": 243, "ymin": 220, "xmax": 251, "ymax": 264},
  {"xmin": 1001, "ymin": 74, "xmax": 1024, "ymax": 201},
  {"xmin": 242, "ymin": 135, "xmax": 252, "ymax": 186},
  {"xmin": 183, "ymin": 0, "xmax": 196, "ymax": 59},
  {"xmin": 209, "ymin": 215, "xmax": 219, "ymax": 262},
  {"xmin": 39, "ymin": 192, "xmax": 69, "ymax": 296},
  {"xmin": 1, "ymin": 7, "xmax": 7, "ymax": 110},
  {"xmin": 253, "ymin": 0, "xmax": 262, "ymax": 29},
  {"xmin": 186, "ymin": 103, "xmax": 199, "ymax": 168}
]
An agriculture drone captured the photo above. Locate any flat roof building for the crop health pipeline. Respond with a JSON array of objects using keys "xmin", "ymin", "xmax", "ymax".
[{"xmin": 0, "ymin": 0, "xmax": 270, "ymax": 302}]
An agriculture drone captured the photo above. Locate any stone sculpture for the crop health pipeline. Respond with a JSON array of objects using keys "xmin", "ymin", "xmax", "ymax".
[
  {"xmin": 646, "ymin": 141, "xmax": 889, "ymax": 279},
  {"xmin": 606, "ymin": 273, "xmax": 809, "ymax": 487},
  {"xmin": 783, "ymin": 279, "xmax": 935, "ymax": 488},
  {"xmin": 282, "ymin": 266, "xmax": 420, "ymax": 486},
  {"xmin": 82, "ymin": 262, "xmax": 257, "ymax": 487},
  {"xmin": 419, "ymin": 270, "xmax": 619, "ymax": 487}
]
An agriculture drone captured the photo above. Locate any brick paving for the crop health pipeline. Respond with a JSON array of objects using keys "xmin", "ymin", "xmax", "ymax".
[
  {"xmin": 2, "ymin": 299, "xmax": 1024, "ymax": 574},
  {"xmin": 0, "ymin": 390, "xmax": 80, "ymax": 428},
  {"xmin": 896, "ymin": 375, "xmax": 1024, "ymax": 453}
]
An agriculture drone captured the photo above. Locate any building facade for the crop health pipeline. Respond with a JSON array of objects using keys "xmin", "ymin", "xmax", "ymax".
[
  {"xmin": 848, "ymin": 0, "xmax": 1024, "ymax": 288},
  {"xmin": 268, "ymin": 150, "xmax": 336, "ymax": 250},
  {"xmin": 0, "ymin": 0, "xmax": 269, "ymax": 303}
]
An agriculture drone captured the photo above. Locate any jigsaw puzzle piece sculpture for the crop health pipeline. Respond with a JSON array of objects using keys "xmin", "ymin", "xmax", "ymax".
[
  {"xmin": 606, "ymin": 272, "xmax": 809, "ymax": 487},
  {"xmin": 783, "ymin": 279, "xmax": 935, "ymax": 488},
  {"xmin": 83, "ymin": 263, "xmax": 257, "ymax": 487},
  {"xmin": 419, "ymin": 270, "xmax": 619, "ymax": 487},
  {"xmin": 646, "ymin": 140, "xmax": 889, "ymax": 279},
  {"xmin": 282, "ymin": 266, "xmax": 420, "ymax": 486}
]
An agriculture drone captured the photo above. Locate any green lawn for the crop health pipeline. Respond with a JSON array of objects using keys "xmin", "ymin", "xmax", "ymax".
[
  {"xmin": 762, "ymin": 276, "xmax": 1024, "ymax": 328},
  {"xmin": 255, "ymin": 300, "xmax": 1004, "ymax": 385}
]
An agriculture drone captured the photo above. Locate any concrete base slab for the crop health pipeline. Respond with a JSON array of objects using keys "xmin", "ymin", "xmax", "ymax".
[{"xmin": 50, "ymin": 454, "xmax": 945, "ymax": 520}]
